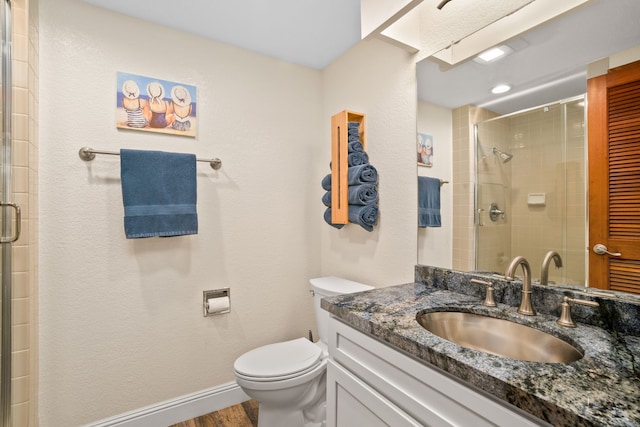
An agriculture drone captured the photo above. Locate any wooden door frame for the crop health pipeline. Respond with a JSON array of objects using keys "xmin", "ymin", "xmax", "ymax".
[{"xmin": 587, "ymin": 74, "xmax": 608, "ymax": 288}]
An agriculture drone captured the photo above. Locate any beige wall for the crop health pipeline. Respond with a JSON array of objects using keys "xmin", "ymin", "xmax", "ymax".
[
  {"xmin": 320, "ymin": 38, "xmax": 417, "ymax": 287},
  {"xmin": 26, "ymin": 0, "xmax": 39, "ymax": 423},
  {"xmin": 417, "ymin": 101, "xmax": 453, "ymax": 268},
  {"xmin": 39, "ymin": 1, "xmax": 324, "ymax": 425},
  {"xmin": 38, "ymin": 0, "xmax": 418, "ymax": 425}
]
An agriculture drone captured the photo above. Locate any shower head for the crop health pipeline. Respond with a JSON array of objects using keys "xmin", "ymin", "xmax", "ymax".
[{"xmin": 492, "ymin": 147, "xmax": 513, "ymax": 163}]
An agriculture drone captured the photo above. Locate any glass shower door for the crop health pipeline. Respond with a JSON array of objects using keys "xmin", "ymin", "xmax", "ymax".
[
  {"xmin": 0, "ymin": 1, "xmax": 15, "ymax": 425},
  {"xmin": 475, "ymin": 97, "xmax": 587, "ymax": 285}
]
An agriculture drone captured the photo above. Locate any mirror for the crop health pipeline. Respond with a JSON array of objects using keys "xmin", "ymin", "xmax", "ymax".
[{"xmin": 416, "ymin": 0, "xmax": 640, "ymax": 289}]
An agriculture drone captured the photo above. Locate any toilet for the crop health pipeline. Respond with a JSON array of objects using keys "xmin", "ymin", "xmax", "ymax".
[{"xmin": 233, "ymin": 276, "xmax": 374, "ymax": 427}]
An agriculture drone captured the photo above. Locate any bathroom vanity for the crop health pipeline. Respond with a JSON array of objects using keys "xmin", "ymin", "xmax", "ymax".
[
  {"xmin": 326, "ymin": 317, "xmax": 546, "ymax": 426},
  {"xmin": 322, "ymin": 266, "xmax": 640, "ymax": 427}
]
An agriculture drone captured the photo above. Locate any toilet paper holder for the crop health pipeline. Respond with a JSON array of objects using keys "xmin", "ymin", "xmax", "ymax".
[{"xmin": 203, "ymin": 288, "xmax": 230, "ymax": 317}]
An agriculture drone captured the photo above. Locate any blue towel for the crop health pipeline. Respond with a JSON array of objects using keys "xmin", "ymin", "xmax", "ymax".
[
  {"xmin": 322, "ymin": 191, "xmax": 331, "ymax": 207},
  {"xmin": 348, "ymin": 184, "xmax": 378, "ymax": 205},
  {"xmin": 323, "ymin": 185, "xmax": 378, "ymax": 207},
  {"xmin": 321, "ymin": 174, "xmax": 332, "ymax": 191},
  {"xmin": 348, "ymin": 164, "xmax": 378, "ymax": 185},
  {"xmin": 323, "ymin": 156, "xmax": 373, "ymax": 190},
  {"xmin": 348, "ymin": 152, "xmax": 369, "ymax": 167},
  {"xmin": 324, "ymin": 205, "xmax": 378, "ymax": 231},
  {"xmin": 348, "ymin": 122, "xmax": 359, "ymax": 129},
  {"xmin": 120, "ymin": 149, "xmax": 198, "ymax": 238},
  {"xmin": 349, "ymin": 204, "xmax": 379, "ymax": 232},
  {"xmin": 326, "ymin": 152, "xmax": 369, "ymax": 178},
  {"xmin": 418, "ymin": 176, "xmax": 441, "ymax": 228},
  {"xmin": 323, "ymin": 208, "xmax": 345, "ymax": 229},
  {"xmin": 348, "ymin": 141, "xmax": 363, "ymax": 153}
]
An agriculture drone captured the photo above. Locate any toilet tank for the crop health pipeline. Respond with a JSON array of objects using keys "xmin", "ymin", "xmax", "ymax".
[{"xmin": 310, "ymin": 276, "xmax": 374, "ymax": 345}]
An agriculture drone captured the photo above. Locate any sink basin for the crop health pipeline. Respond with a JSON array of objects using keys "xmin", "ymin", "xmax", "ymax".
[{"xmin": 416, "ymin": 311, "xmax": 583, "ymax": 364}]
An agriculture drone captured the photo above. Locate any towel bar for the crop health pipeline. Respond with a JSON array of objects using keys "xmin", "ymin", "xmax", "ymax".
[{"xmin": 78, "ymin": 146, "xmax": 222, "ymax": 170}]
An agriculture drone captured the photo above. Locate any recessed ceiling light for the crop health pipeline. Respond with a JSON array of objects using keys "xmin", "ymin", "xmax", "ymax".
[
  {"xmin": 473, "ymin": 45, "xmax": 514, "ymax": 64},
  {"xmin": 491, "ymin": 84, "xmax": 512, "ymax": 94},
  {"xmin": 479, "ymin": 47, "xmax": 506, "ymax": 62}
]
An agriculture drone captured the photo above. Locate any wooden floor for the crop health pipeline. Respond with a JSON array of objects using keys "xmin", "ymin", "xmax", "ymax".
[{"xmin": 169, "ymin": 400, "xmax": 259, "ymax": 427}]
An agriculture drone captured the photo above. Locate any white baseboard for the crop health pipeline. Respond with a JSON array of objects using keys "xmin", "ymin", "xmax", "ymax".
[{"xmin": 85, "ymin": 381, "xmax": 250, "ymax": 427}]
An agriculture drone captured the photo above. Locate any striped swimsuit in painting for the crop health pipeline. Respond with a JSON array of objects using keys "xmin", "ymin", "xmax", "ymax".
[{"xmin": 124, "ymin": 99, "xmax": 147, "ymax": 128}]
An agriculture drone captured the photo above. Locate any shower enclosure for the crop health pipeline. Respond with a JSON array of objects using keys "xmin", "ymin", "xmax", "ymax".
[
  {"xmin": 474, "ymin": 96, "xmax": 587, "ymax": 285},
  {"xmin": 0, "ymin": 1, "xmax": 16, "ymax": 425}
]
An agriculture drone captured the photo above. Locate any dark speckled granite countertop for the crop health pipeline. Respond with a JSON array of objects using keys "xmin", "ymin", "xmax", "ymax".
[{"xmin": 321, "ymin": 266, "xmax": 640, "ymax": 427}]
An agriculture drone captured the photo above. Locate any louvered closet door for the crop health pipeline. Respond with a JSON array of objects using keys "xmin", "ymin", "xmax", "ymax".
[{"xmin": 588, "ymin": 60, "xmax": 640, "ymax": 293}]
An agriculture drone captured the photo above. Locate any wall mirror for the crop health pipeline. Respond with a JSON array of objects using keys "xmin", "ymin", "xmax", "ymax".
[{"xmin": 416, "ymin": 0, "xmax": 640, "ymax": 291}]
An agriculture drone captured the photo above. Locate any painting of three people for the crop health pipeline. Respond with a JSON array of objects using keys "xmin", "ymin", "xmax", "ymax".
[{"xmin": 116, "ymin": 71, "xmax": 197, "ymax": 138}]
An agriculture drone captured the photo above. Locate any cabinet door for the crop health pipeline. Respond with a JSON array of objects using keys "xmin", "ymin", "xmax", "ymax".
[{"xmin": 326, "ymin": 360, "xmax": 422, "ymax": 427}]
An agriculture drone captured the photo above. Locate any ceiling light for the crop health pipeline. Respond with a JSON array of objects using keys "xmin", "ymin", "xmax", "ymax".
[
  {"xmin": 479, "ymin": 47, "xmax": 506, "ymax": 62},
  {"xmin": 491, "ymin": 84, "xmax": 512, "ymax": 94},
  {"xmin": 473, "ymin": 45, "xmax": 514, "ymax": 64}
]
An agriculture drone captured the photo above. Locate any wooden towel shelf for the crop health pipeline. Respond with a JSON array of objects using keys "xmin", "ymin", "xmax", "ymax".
[{"xmin": 331, "ymin": 110, "xmax": 366, "ymax": 224}]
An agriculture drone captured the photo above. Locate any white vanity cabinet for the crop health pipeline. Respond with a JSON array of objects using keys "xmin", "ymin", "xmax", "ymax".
[{"xmin": 326, "ymin": 316, "xmax": 548, "ymax": 427}]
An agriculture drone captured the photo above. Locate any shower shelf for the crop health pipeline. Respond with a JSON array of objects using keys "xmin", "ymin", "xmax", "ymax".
[{"xmin": 527, "ymin": 193, "xmax": 546, "ymax": 206}]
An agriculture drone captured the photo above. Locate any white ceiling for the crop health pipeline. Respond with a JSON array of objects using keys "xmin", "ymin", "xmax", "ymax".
[
  {"xmin": 82, "ymin": 0, "xmax": 362, "ymax": 70},
  {"xmin": 418, "ymin": 0, "xmax": 640, "ymax": 114},
  {"xmin": 83, "ymin": 0, "xmax": 640, "ymax": 114}
]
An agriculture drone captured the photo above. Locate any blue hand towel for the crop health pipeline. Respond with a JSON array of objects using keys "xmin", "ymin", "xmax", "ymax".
[
  {"xmin": 348, "ymin": 164, "xmax": 378, "ymax": 185},
  {"xmin": 349, "ymin": 204, "xmax": 379, "ymax": 232},
  {"xmin": 418, "ymin": 176, "xmax": 441, "ymax": 228},
  {"xmin": 120, "ymin": 149, "xmax": 198, "ymax": 238}
]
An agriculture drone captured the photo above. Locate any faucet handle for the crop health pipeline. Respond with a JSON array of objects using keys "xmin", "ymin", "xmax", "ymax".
[
  {"xmin": 557, "ymin": 296, "xmax": 600, "ymax": 328},
  {"xmin": 470, "ymin": 279, "xmax": 497, "ymax": 307}
]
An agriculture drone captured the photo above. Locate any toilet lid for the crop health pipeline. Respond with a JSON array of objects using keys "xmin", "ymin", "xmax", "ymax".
[{"xmin": 234, "ymin": 338, "xmax": 323, "ymax": 380}]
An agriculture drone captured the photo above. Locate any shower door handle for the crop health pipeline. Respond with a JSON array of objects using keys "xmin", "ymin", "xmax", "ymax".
[
  {"xmin": 0, "ymin": 202, "xmax": 21, "ymax": 243},
  {"xmin": 477, "ymin": 208, "xmax": 484, "ymax": 226}
]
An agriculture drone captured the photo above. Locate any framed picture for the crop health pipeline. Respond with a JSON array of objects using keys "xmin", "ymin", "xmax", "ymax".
[
  {"xmin": 417, "ymin": 133, "xmax": 433, "ymax": 167},
  {"xmin": 116, "ymin": 71, "xmax": 197, "ymax": 138}
]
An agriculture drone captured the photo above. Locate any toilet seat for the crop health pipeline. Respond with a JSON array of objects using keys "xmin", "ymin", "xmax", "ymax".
[{"xmin": 234, "ymin": 338, "xmax": 323, "ymax": 382}]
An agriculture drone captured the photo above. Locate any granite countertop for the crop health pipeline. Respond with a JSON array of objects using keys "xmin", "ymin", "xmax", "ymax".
[{"xmin": 322, "ymin": 280, "xmax": 640, "ymax": 427}]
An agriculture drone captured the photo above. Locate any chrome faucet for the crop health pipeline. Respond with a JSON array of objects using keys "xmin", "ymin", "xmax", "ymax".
[
  {"xmin": 540, "ymin": 251, "xmax": 563, "ymax": 286},
  {"xmin": 505, "ymin": 256, "xmax": 535, "ymax": 316}
]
